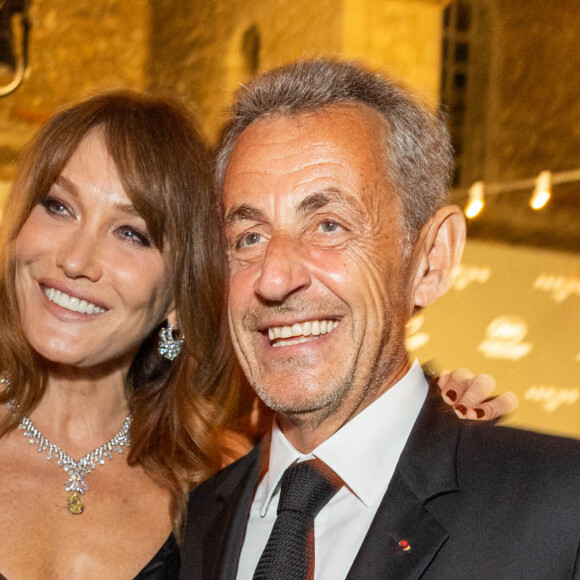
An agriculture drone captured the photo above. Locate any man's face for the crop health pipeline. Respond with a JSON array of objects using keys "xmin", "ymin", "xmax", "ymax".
[{"xmin": 223, "ymin": 105, "xmax": 414, "ymax": 426}]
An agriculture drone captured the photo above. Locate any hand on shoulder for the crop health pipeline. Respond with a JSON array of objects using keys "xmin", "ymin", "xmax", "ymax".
[{"xmin": 438, "ymin": 368, "xmax": 518, "ymax": 421}]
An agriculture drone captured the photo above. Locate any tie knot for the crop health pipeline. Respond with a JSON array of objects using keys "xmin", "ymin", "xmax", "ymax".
[{"xmin": 278, "ymin": 459, "xmax": 342, "ymax": 518}]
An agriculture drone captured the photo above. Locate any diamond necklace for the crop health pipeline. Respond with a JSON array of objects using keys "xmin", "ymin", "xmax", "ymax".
[
  {"xmin": 19, "ymin": 414, "xmax": 131, "ymax": 514},
  {"xmin": 2, "ymin": 373, "xmax": 132, "ymax": 515}
]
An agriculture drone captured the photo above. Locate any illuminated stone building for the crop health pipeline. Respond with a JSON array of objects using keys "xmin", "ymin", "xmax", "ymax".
[
  {"xmin": 0, "ymin": 0, "xmax": 578, "ymax": 436},
  {"xmin": 1, "ymin": 1, "xmax": 578, "ymax": 181}
]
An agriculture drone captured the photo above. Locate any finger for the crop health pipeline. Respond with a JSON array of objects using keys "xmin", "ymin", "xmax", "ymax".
[
  {"xmin": 462, "ymin": 391, "xmax": 519, "ymax": 421},
  {"xmin": 437, "ymin": 369, "xmax": 451, "ymax": 389},
  {"xmin": 454, "ymin": 373, "xmax": 497, "ymax": 410},
  {"xmin": 438, "ymin": 367, "xmax": 477, "ymax": 405}
]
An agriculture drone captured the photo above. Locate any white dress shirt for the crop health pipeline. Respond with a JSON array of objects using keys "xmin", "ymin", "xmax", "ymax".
[{"xmin": 235, "ymin": 361, "xmax": 428, "ymax": 580}]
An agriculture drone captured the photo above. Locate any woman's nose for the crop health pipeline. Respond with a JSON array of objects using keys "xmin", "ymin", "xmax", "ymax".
[{"xmin": 56, "ymin": 225, "xmax": 103, "ymax": 282}]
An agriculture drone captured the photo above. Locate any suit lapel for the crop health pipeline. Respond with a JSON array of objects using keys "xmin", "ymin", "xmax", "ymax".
[
  {"xmin": 201, "ymin": 442, "xmax": 266, "ymax": 580},
  {"xmin": 346, "ymin": 387, "xmax": 461, "ymax": 579}
]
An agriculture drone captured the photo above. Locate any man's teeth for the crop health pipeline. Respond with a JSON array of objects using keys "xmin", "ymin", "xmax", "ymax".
[
  {"xmin": 268, "ymin": 319, "xmax": 339, "ymax": 347},
  {"xmin": 45, "ymin": 287, "xmax": 106, "ymax": 314}
]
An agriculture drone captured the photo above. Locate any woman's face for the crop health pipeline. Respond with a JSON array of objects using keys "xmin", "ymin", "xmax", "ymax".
[{"xmin": 13, "ymin": 131, "xmax": 175, "ymax": 371}]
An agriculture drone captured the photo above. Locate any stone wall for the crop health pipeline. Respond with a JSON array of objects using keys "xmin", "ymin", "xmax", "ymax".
[
  {"xmin": 149, "ymin": 0, "xmax": 342, "ymax": 143},
  {"xmin": 0, "ymin": 0, "xmax": 447, "ymax": 162},
  {"xmin": 147, "ymin": 0, "xmax": 450, "ymax": 143},
  {"xmin": 485, "ymin": 0, "xmax": 580, "ymax": 181},
  {"xmin": 1, "ymin": 0, "xmax": 578, "ymax": 207},
  {"xmin": 0, "ymin": 0, "xmax": 150, "ymax": 181},
  {"xmin": 343, "ymin": 0, "xmax": 447, "ymax": 109},
  {"xmin": 4, "ymin": 0, "xmax": 150, "ymax": 118},
  {"xmin": 450, "ymin": 0, "xmax": 580, "ymax": 252}
]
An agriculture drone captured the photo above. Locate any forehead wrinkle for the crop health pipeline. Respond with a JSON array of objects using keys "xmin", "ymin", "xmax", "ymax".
[{"xmin": 236, "ymin": 123, "xmax": 345, "ymax": 170}]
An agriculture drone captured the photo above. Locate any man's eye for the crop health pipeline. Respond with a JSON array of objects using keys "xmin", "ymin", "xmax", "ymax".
[
  {"xmin": 237, "ymin": 232, "xmax": 263, "ymax": 249},
  {"xmin": 319, "ymin": 221, "xmax": 341, "ymax": 233}
]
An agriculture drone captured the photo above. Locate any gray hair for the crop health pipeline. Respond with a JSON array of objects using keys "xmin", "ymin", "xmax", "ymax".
[{"xmin": 215, "ymin": 58, "xmax": 454, "ymax": 244}]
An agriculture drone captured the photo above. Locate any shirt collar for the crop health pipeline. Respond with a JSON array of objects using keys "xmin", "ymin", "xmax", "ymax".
[{"xmin": 259, "ymin": 360, "xmax": 428, "ymax": 515}]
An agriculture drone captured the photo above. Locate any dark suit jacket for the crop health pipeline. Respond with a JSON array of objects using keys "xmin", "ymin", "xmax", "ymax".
[{"xmin": 180, "ymin": 388, "xmax": 580, "ymax": 579}]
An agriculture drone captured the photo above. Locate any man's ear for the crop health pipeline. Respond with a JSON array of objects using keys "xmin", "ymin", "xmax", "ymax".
[{"xmin": 411, "ymin": 205, "xmax": 466, "ymax": 309}]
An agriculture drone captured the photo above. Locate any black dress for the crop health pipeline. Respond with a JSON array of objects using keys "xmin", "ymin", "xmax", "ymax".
[{"xmin": 133, "ymin": 534, "xmax": 180, "ymax": 579}]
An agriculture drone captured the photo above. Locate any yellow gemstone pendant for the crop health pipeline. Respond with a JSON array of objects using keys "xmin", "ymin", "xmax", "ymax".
[
  {"xmin": 16, "ymin": 411, "xmax": 131, "ymax": 517},
  {"xmin": 68, "ymin": 492, "xmax": 84, "ymax": 515}
]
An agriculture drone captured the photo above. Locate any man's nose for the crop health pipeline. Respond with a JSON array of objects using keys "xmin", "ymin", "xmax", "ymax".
[{"xmin": 253, "ymin": 232, "xmax": 311, "ymax": 302}]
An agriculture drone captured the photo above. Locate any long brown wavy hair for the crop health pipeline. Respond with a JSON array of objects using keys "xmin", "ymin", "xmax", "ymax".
[{"xmin": 0, "ymin": 91, "xmax": 240, "ymax": 533}]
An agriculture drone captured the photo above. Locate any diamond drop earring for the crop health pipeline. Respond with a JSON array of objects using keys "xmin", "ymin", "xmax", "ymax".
[{"xmin": 158, "ymin": 322, "xmax": 185, "ymax": 361}]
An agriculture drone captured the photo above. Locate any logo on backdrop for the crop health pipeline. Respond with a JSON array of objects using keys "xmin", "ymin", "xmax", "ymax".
[
  {"xmin": 534, "ymin": 274, "xmax": 580, "ymax": 303},
  {"xmin": 453, "ymin": 264, "xmax": 491, "ymax": 291},
  {"xmin": 524, "ymin": 386, "xmax": 580, "ymax": 413},
  {"xmin": 478, "ymin": 315, "xmax": 533, "ymax": 360},
  {"xmin": 405, "ymin": 314, "xmax": 430, "ymax": 351}
]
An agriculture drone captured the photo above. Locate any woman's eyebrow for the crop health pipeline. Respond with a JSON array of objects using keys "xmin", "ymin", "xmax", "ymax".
[
  {"xmin": 51, "ymin": 176, "xmax": 143, "ymax": 219},
  {"xmin": 52, "ymin": 175, "xmax": 79, "ymax": 196},
  {"xmin": 113, "ymin": 201, "xmax": 141, "ymax": 217}
]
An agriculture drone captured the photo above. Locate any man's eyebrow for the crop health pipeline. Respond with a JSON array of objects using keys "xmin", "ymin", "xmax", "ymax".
[
  {"xmin": 225, "ymin": 189, "xmax": 362, "ymax": 224},
  {"xmin": 297, "ymin": 188, "xmax": 359, "ymax": 213},
  {"xmin": 224, "ymin": 204, "xmax": 267, "ymax": 225}
]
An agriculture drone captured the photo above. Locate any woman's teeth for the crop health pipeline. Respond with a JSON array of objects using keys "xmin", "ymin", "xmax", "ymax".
[
  {"xmin": 268, "ymin": 319, "xmax": 339, "ymax": 347},
  {"xmin": 45, "ymin": 287, "xmax": 106, "ymax": 314}
]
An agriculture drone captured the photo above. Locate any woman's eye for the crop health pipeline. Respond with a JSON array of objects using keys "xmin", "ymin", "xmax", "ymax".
[
  {"xmin": 118, "ymin": 226, "xmax": 151, "ymax": 247},
  {"xmin": 41, "ymin": 197, "xmax": 70, "ymax": 217},
  {"xmin": 237, "ymin": 232, "xmax": 263, "ymax": 249}
]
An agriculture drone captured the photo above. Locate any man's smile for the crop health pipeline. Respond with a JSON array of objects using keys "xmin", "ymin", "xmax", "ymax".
[{"xmin": 266, "ymin": 318, "xmax": 340, "ymax": 347}]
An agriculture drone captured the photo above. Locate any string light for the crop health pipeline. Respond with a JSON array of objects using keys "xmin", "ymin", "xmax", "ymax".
[
  {"xmin": 465, "ymin": 181, "xmax": 484, "ymax": 218},
  {"xmin": 530, "ymin": 170, "xmax": 552, "ymax": 210},
  {"xmin": 453, "ymin": 167, "xmax": 580, "ymax": 218}
]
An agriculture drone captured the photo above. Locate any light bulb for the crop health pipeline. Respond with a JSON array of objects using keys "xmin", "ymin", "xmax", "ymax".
[
  {"xmin": 530, "ymin": 171, "xmax": 551, "ymax": 210},
  {"xmin": 465, "ymin": 181, "xmax": 484, "ymax": 218}
]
